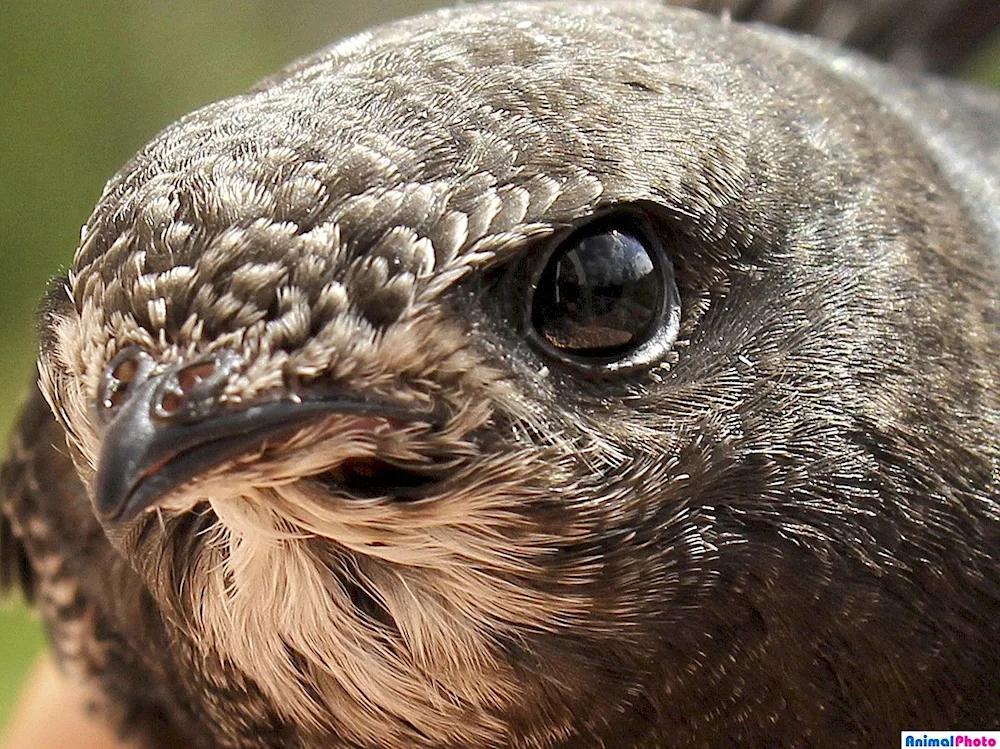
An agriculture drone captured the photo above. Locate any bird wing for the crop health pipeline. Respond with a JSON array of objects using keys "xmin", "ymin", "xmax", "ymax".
[
  {"xmin": 0, "ymin": 502, "xmax": 34, "ymax": 600},
  {"xmin": 0, "ymin": 382, "xmax": 195, "ymax": 748},
  {"xmin": 0, "ymin": 385, "xmax": 52, "ymax": 603},
  {"xmin": 676, "ymin": 0, "xmax": 1000, "ymax": 72}
]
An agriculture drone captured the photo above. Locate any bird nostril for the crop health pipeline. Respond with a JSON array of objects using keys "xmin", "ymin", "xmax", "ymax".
[
  {"xmin": 157, "ymin": 388, "xmax": 186, "ymax": 416},
  {"xmin": 106, "ymin": 386, "xmax": 127, "ymax": 410},
  {"xmin": 111, "ymin": 357, "xmax": 139, "ymax": 385},
  {"xmin": 99, "ymin": 351, "xmax": 239, "ymax": 426},
  {"xmin": 99, "ymin": 347, "xmax": 155, "ymax": 420},
  {"xmin": 150, "ymin": 352, "xmax": 240, "ymax": 423},
  {"xmin": 177, "ymin": 361, "xmax": 217, "ymax": 393}
]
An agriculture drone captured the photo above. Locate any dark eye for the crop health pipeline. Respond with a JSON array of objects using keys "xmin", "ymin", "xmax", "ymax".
[{"xmin": 527, "ymin": 219, "xmax": 680, "ymax": 371}]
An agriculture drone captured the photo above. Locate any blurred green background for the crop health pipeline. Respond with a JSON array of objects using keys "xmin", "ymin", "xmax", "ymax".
[{"xmin": 0, "ymin": 0, "xmax": 998, "ymax": 737}]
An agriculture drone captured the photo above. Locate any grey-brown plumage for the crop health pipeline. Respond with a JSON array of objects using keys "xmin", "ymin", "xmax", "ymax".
[
  {"xmin": 682, "ymin": 0, "xmax": 1000, "ymax": 72},
  {"xmin": 2, "ymin": 2, "xmax": 1000, "ymax": 748}
]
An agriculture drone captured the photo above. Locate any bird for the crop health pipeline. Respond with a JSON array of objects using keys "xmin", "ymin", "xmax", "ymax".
[{"xmin": 2, "ymin": 1, "xmax": 999, "ymax": 747}]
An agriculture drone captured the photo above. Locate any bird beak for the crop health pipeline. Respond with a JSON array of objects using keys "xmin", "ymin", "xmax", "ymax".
[{"xmin": 92, "ymin": 352, "xmax": 409, "ymax": 524}]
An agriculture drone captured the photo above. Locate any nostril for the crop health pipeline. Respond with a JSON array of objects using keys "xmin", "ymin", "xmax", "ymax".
[
  {"xmin": 98, "ymin": 347, "xmax": 155, "ymax": 421},
  {"xmin": 107, "ymin": 385, "xmax": 129, "ymax": 410},
  {"xmin": 156, "ymin": 386, "xmax": 186, "ymax": 417},
  {"xmin": 98, "ymin": 349, "xmax": 242, "ymax": 427},
  {"xmin": 150, "ymin": 351, "xmax": 241, "ymax": 424},
  {"xmin": 154, "ymin": 361, "xmax": 220, "ymax": 418},
  {"xmin": 177, "ymin": 361, "xmax": 217, "ymax": 393},
  {"xmin": 111, "ymin": 357, "xmax": 139, "ymax": 386}
]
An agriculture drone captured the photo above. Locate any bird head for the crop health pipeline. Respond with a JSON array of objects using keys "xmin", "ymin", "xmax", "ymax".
[{"xmin": 32, "ymin": 2, "xmax": 1000, "ymax": 746}]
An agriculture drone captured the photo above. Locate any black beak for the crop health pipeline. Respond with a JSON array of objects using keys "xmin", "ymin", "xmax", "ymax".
[{"xmin": 93, "ymin": 353, "xmax": 415, "ymax": 524}]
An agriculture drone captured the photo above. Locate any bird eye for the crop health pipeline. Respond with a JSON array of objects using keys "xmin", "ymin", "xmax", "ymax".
[{"xmin": 526, "ymin": 219, "xmax": 680, "ymax": 371}]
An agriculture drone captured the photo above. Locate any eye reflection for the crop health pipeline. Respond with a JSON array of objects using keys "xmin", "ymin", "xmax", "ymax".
[{"xmin": 531, "ymin": 226, "xmax": 664, "ymax": 356}]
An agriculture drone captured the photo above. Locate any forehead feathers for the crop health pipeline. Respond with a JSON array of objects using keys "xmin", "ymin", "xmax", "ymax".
[{"xmin": 65, "ymin": 1, "xmax": 771, "ymax": 358}]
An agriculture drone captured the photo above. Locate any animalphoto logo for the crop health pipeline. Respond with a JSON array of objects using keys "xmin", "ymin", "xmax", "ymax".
[{"xmin": 901, "ymin": 733, "xmax": 1000, "ymax": 747}]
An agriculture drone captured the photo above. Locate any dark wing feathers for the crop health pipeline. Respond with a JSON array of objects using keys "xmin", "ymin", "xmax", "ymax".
[
  {"xmin": 0, "ymin": 384, "xmax": 51, "ymax": 603},
  {"xmin": 1, "ymin": 381, "xmax": 198, "ymax": 748},
  {"xmin": 677, "ymin": 0, "xmax": 1000, "ymax": 72},
  {"xmin": 0, "ymin": 509, "xmax": 34, "ymax": 601}
]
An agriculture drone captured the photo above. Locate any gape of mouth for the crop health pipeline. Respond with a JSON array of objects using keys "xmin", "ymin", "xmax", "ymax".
[
  {"xmin": 98, "ymin": 393, "xmax": 449, "ymax": 523},
  {"xmin": 314, "ymin": 455, "xmax": 449, "ymax": 501}
]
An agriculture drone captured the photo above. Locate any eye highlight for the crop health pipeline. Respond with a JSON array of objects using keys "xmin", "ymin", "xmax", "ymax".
[{"xmin": 525, "ymin": 218, "xmax": 680, "ymax": 372}]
